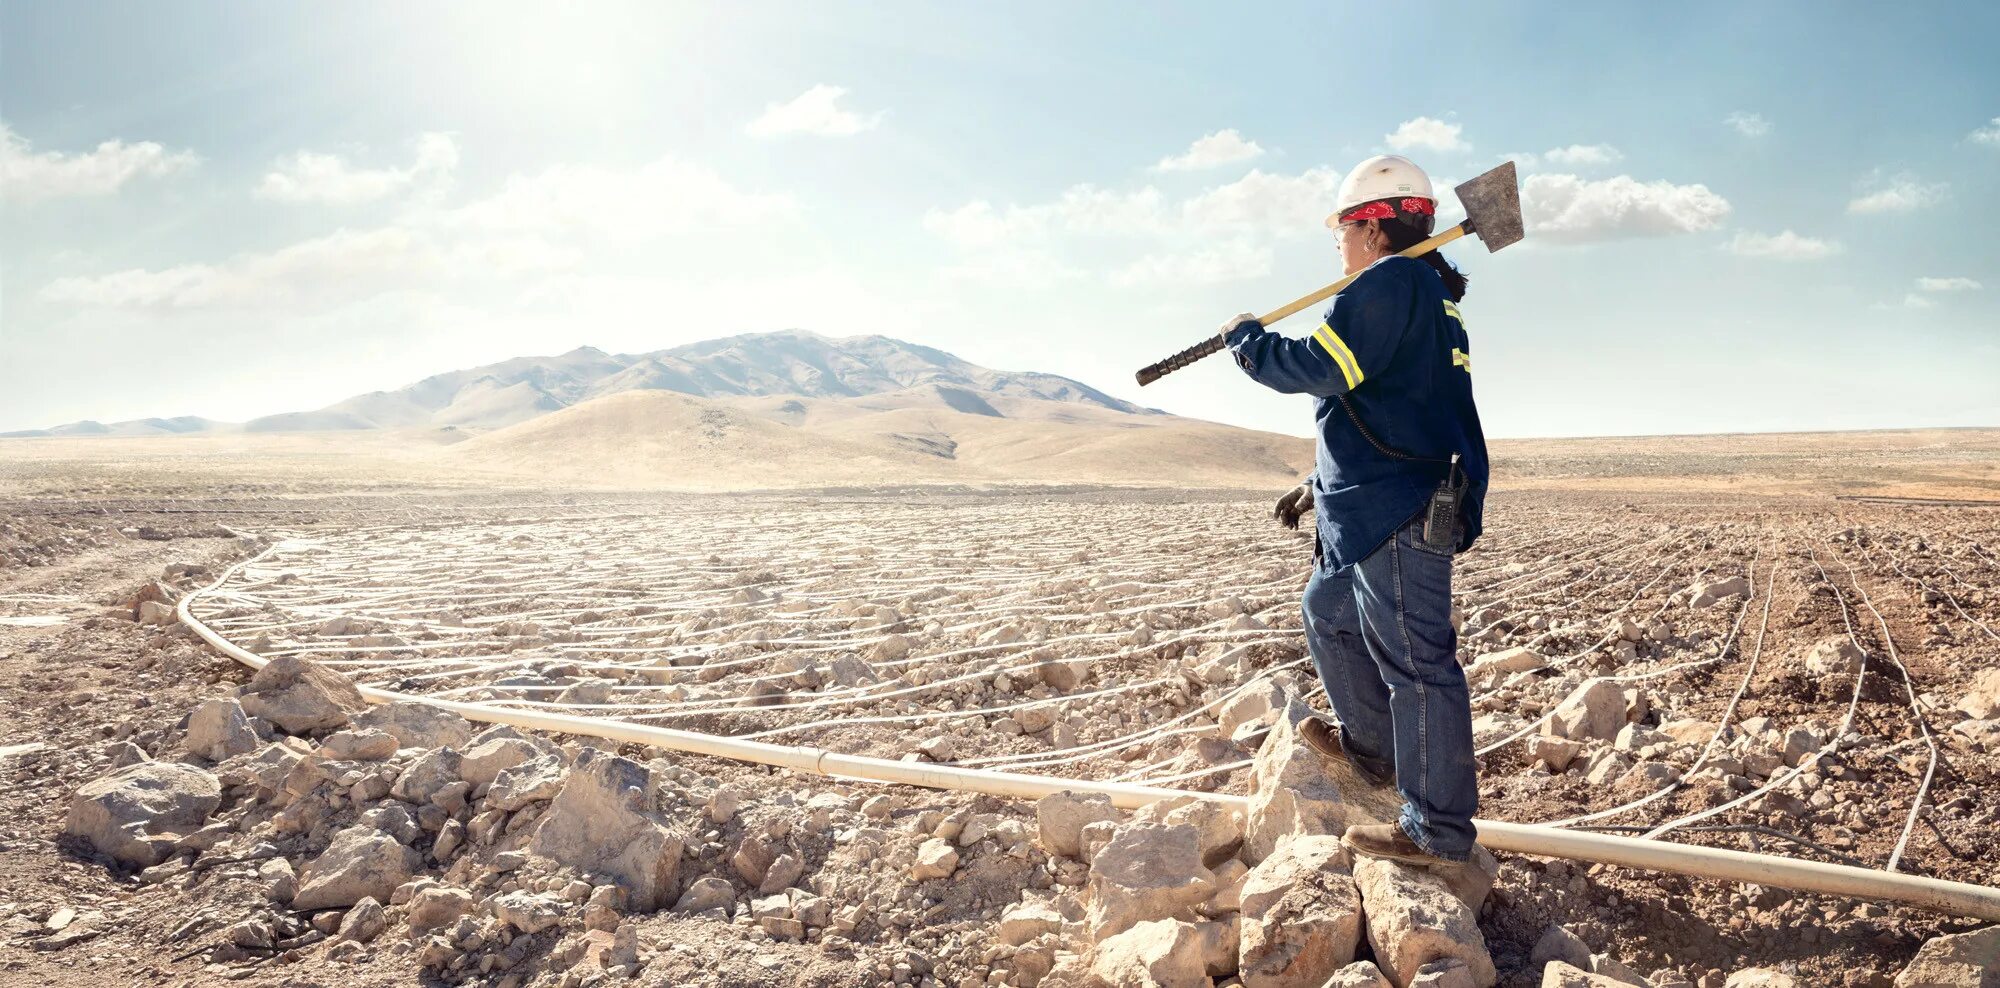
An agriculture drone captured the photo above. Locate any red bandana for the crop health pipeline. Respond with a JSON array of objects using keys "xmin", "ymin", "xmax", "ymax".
[{"xmin": 1338, "ymin": 197, "xmax": 1435, "ymax": 223}]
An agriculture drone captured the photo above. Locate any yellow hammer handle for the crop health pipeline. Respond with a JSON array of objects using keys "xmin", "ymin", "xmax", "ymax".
[
  {"xmin": 1134, "ymin": 220, "xmax": 1472, "ymax": 386},
  {"xmin": 1255, "ymin": 221, "xmax": 1470, "ymax": 326}
]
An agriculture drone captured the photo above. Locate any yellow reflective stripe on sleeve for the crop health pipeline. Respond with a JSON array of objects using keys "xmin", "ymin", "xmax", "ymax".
[
  {"xmin": 1451, "ymin": 348, "xmax": 1471, "ymax": 371},
  {"xmin": 1442, "ymin": 300, "xmax": 1463, "ymax": 323},
  {"xmin": 1311, "ymin": 322, "xmax": 1364, "ymax": 389}
]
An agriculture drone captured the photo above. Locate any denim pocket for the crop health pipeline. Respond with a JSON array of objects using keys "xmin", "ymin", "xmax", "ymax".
[{"xmin": 1406, "ymin": 514, "xmax": 1457, "ymax": 558}]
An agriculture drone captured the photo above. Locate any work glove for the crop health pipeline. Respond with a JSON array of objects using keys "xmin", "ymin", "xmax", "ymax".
[
  {"xmin": 1273, "ymin": 482, "xmax": 1314, "ymax": 530},
  {"xmin": 1217, "ymin": 312, "xmax": 1260, "ymax": 344}
]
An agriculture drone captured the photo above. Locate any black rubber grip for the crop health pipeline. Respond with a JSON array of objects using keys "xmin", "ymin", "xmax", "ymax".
[{"xmin": 1135, "ymin": 335, "xmax": 1225, "ymax": 386}]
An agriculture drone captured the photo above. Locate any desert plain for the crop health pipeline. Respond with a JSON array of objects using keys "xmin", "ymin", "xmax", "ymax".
[{"xmin": 1, "ymin": 426, "xmax": 1997, "ymax": 988}]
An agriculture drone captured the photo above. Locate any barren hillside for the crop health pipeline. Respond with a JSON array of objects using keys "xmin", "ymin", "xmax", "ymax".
[{"xmin": 445, "ymin": 389, "xmax": 1314, "ymax": 490}]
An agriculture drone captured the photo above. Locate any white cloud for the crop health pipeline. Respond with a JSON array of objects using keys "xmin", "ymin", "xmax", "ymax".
[
  {"xmin": 922, "ymin": 200, "xmax": 1025, "ymax": 249},
  {"xmin": 255, "ymin": 132, "xmax": 458, "ymax": 204},
  {"xmin": 1385, "ymin": 117, "xmax": 1468, "ymax": 153},
  {"xmin": 938, "ymin": 250, "xmax": 1082, "ymax": 288},
  {"xmin": 1110, "ymin": 242, "xmax": 1273, "ymax": 288},
  {"xmin": 42, "ymin": 153, "xmax": 785, "ymax": 311},
  {"xmin": 924, "ymin": 166, "xmax": 1342, "ymax": 292},
  {"xmin": 1521, "ymin": 173, "xmax": 1731, "ymax": 243},
  {"xmin": 439, "ymin": 155, "xmax": 793, "ymax": 242},
  {"xmin": 41, "ymin": 227, "xmax": 454, "ymax": 310},
  {"xmin": 745, "ymin": 84, "xmax": 881, "ymax": 138},
  {"xmin": 1915, "ymin": 276, "xmax": 1981, "ymax": 292},
  {"xmin": 1724, "ymin": 230, "xmax": 1843, "ymax": 260},
  {"xmin": 1542, "ymin": 144, "xmax": 1622, "ymax": 167},
  {"xmin": 1969, "ymin": 117, "xmax": 2000, "ymax": 147},
  {"xmin": 1180, "ymin": 167, "xmax": 1342, "ymax": 236},
  {"xmin": 0, "ymin": 122, "xmax": 197, "ymax": 202},
  {"xmin": 922, "ymin": 186, "xmax": 1167, "ymax": 247},
  {"xmin": 1724, "ymin": 112, "xmax": 1771, "ymax": 137},
  {"xmin": 1847, "ymin": 172, "xmax": 1947, "ymax": 214},
  {"xmin": 1902, "ymin": 293, "xmax": 1935, "ymax": 309},
  {"xmin": 924, "ymin": 166, "xmax": 1341, "ymax": 257},
  {"xmin": 1155, "ymin": 129, "xmax": 1264, "ymax": 172}
]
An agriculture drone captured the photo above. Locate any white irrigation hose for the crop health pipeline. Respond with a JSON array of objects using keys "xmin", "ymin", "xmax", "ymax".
[
  {"xmin": 1645, "ymin": 548, "xmax": 1876, "ymax": 839},
  {"xmin": 1833, "ymin": 551, "xmax": 1940, "ymax": 874},
  {"xmin": 178, "ymin": 552, "xmax": 1199, "ymax": 808},
  {"xmin": 1870, "ymin": 535, "xmax": 2000, "ymax": 643},
  {"xmin": 1473, "ymin": 555, "xmax": 1712, "ymax": 757},
  {"xmin": 1537, "ymin": 552, "xmax": 1766, "ymax": 829},
  {"xmin": 178, "ymin": 538, "xmax": 2000, "ymax": 921}
]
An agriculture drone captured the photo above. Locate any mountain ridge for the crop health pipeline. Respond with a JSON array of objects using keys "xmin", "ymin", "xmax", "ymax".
[{"xmin": 2, "ymin": 331, "xmax": 1163, "ymax": 437}]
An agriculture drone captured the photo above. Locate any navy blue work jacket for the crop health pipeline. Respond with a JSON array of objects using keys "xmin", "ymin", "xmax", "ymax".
[{"xmin": 1223, "ymin": 254, "xmax": 1490, "ymax": 570}]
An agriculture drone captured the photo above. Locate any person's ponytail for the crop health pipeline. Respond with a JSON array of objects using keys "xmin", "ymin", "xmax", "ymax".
[
  {"xmin": 1376, "ymin": 215, "xmax": 1468, "ymax": 302},
  {"xmin": 1417, "ymin": 251, "xmax": 1467, "ymax": 303}
]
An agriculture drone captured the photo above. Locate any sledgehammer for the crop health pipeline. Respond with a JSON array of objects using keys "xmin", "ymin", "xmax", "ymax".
[{"xmin": 1134, "ymin": 161, "xmax": 1524, "ymax": 386}]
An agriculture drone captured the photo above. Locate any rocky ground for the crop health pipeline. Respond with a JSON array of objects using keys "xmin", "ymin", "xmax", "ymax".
[{"xmin": 1, "ymin": 474, "xmax": 1998, "ymax": 988}]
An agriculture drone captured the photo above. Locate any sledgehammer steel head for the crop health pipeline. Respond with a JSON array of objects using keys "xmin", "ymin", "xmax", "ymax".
[{"xmin": 1456, "ymin": 161, "xmax": 1523, "ymax": 252}]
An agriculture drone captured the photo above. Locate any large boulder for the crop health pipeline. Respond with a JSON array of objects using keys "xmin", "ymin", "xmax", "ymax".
[
  {"xmin": 294, "ymin": 825, "xmax": 422, "ymax": 910},
  {"xmin": 1464, "ymin": 647, "xmax": 1546, "ymax": 683},
  {"xmin": 1805, "ymin": 637, "xmax": 1864, "ymax": 677},
  {"xmin": 1724, "ymin": 971, "xmax": 1798, "ymax": 988},
  {"xmin": 337, "ymin": 897, "xmax": 387, "ymax": 943},
  {"xmin": 238, "ymin": 656, "xmax": 368, "ymax": 735},
  {"xmin": 911, "ymin": 838, "xmax": 960, "ymax": 880},
  {"xmin": 487, "ymin": 755, "xmax": 567, "ymax": 810},
  {"xmin": 1086, "ymin": 918, "xmax": 1214, "ymax": 988},
  {"xmin": 1148, "ymin": 798, "xmax": 1244, "ymax": 867},
  {"xmin": 1689, "ymin": 576, "xmax": 1750, "ymax": 609},
  {"xmin": 674, "ymin": 876, "xmax": 736, "ymax": 913},
  {"xmin": 460, "ymin": 736, "xmax": 554, "ymax": 788},
  {"xmin": 389, "ymin": 747, "xmax": 464, "ymax": 804},
  {"xmin": 492, "ymin": 891, "xmax": 566, "ymax": 934},
  {"xmin": 408, "ymin": 886, "xmax": 475, "ymax": 929},
  {"xmin": 1530, "ymin": 925, "xmax": 1591, "ymax": 971},
  {"xmin": 528, "ymin": 748, "xmax": 683, "ymax": 911},
  {"xmin": 1037, "ymin": 791, "xmax": 1122, "ymax": 858},
  {"xmin": 352, "ymin": 701, "xmax": 474, "ymax": 750},
  {"xmin": 65, "ymin": 761, "xmax": 221, "ymax": 867},
  {"xmin": 1219, "ymin": 680, "xmax": 1289, "ymax": 737},
  {"xmin": 319, "ymin": 728, "xmax": 399, "ymax": 762},
  {"xmin": 1894, "ymin": 925, "xmax": 1999, "ymax": 987},
  {"xmin": 185, "ymin": 697, "xmax": 261, "ymax": 762},
  {"xmin": 1542, "ymin": 962, "xmax": 1633, "ymax": 987},
  {"xmin": 1544, "ymin": 679, "xmax": 1626, "ymax": 743},
  {"xmin": 1237, "ymin": 835, "xmax": 1362, "ymax": 988},
  {"xmin": 1440, "ymin": 844, "xmax": 1504, "ymax": 916},
  {"xmin": 1329, "ymin": 962, "xmax": 1394, "ymax": 988},
  {"xmin": 999, "ymin": 898, "xmax": 1065, "ymax": 946},
  {"xmin": 1352, "ymin": 857, "xmax": 1495, "ymax": 988},
  {"xmin": 1243, "ymin": 701, "xmax": 1346, "ymax": 863},
  {"xmin": 1955, "ymin": 668, "xmax": 2000, "ymax": 721},
  {"xmin": 216, "ymin": 739, "xmax": 309, "ymax": 792},
  {"xmin": 1086, "ymin": 823, "xmax": 1217, "ymax": 942}
]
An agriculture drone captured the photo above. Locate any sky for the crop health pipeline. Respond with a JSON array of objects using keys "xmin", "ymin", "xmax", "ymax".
[{"xmin": 2, "ymin": 1, "xmax": 1996, "ymax": 439}]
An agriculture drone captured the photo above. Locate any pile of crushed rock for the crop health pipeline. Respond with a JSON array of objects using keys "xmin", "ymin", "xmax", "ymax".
[{"xmin": 46, "ymin": 639, "xmax": 2000, "ymax": 987}]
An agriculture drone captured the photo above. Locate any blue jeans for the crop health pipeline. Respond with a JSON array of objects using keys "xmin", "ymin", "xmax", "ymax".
[{"xmin": 1303, "ymin": 512, "xmax": 1478, "ymax": 860}]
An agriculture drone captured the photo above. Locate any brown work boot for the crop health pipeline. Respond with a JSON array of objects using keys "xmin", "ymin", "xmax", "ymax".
[
  {"xmin": 1299, "ymin": 716, "xmax": 1393, "ymax": 787},
  {"xmin": 1341, "ymin": 823, "xmax": 1453, "ymax": 866}
]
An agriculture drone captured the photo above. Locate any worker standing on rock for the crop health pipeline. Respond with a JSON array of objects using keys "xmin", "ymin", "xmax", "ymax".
[{"xmin": 1221, "ymin": 153, "xmax": 1490, "ymax": 866}]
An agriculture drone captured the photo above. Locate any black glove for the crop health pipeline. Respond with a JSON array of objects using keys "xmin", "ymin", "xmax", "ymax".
[{"xmin": 1274, "ymin": 482, "xmax": 1314, "ymax": 530}]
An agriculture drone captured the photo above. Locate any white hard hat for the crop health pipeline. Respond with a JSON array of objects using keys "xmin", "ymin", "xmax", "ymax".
[{"xmin": 1326, "ymin": 154, "xmax": 1435, "ymax": 228}]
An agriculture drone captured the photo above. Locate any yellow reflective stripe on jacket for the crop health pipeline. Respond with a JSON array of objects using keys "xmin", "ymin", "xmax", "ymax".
[
  {"xmin": 1452, "ymin": 348, "xmax": 1471, "ymax": 370},
  {"xmin": 1442, "ymin": 300, "xmax": 1463, "ymax": 323},
  {"xmin": 1311, "ymin": 322, "xmax": 1364, "ymax": 389}
]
